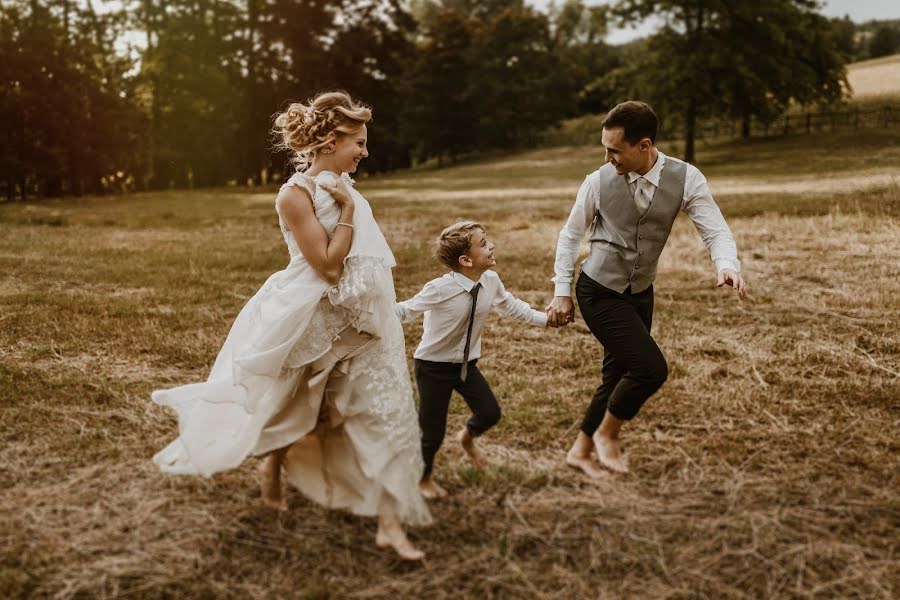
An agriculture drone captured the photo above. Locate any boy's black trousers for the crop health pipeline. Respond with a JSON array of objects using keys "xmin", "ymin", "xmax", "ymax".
[{"xmin": 414, "ymin": 358, "xmax": 501, "ymax": 478}]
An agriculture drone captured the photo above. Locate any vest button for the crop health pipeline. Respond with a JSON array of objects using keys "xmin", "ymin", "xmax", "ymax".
[
  {"xmin": 639, "ymin": 235, "xmax": 644, "ymax": 239},
  {"xmin": 639, "ymin": 251, "xmax": 644, "ymax": 255},
  {"xmin": 635, "ymin": 265, "xmax": 640, "ymax": 269}
]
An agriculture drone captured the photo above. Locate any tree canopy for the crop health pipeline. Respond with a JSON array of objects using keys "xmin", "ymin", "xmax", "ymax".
[
  {"xmin": 605, "ymin": 0, "xmax": 848, "ymax": 162},
  {"xmin": 1, "ymin": 0, "xmax": 865, "ymax": 199}
]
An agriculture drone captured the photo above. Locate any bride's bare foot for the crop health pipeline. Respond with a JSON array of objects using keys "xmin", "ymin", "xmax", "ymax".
[
  {"xmin": 376, "ymin": 522, "xmax": 425, "ymax": 561},
  {"xmin": 592, "ymin": 433, "xmax": 629, "ymax": 474},
  {"xmin": 419, "ymin": 477, "xmax": 448, "ymax": 500},
  {"xmin": 258, "ymin": 458, "xmax": 287, "ymax": 511},
  {"xmin": 565, "ymin": 451, "xmax": 609, "ymax": 479},
  {"xmin": 457, "ymin": 428, "xmax": 487, "ymax": 470}
]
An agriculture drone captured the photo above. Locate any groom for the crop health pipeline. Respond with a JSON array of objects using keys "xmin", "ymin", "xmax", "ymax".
[{"xmin": 547, "ymin": 101, "xmax": 746, "ymax": 477}]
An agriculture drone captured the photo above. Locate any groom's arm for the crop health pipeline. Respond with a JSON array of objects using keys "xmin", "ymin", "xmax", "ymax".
[
  {"xmin": 681, "ymin": 166, "xmax": 747, "ymax": 297},
  {"xmin": 547, "ymin": 175, "xmax": 597, "ymax": 324}
]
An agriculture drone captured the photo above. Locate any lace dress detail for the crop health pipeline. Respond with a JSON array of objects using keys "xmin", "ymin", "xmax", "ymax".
[{"xmin": 151, "ymin": 170, "xmax": 431, "ymax": 526}]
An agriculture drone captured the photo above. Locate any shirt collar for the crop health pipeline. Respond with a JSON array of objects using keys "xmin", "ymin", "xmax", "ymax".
[
  {"xmin": 449, "ymin": 271, "xmax": 482, "ymax": 292},
  {"xmin": 627, "ymin": 151, "xmax": 667, "ymax": 187}
]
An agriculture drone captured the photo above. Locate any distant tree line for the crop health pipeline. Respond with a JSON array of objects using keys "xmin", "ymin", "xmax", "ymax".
[
  {"xmin": 829, "ymin": 17, "xmax": 900, "ymax": 62},
  {"xmin": 0, "ymin": 0, "xmax": 888, "ymax": 200}
]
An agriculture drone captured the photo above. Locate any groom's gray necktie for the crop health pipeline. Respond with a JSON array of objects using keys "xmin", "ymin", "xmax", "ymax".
[
  {"xmin": 460, "ymin": 282, "xmax": 482, "ymax": 382},
  {"xmin": 634, "ymin": 176, "xmax": 652, "ymax": 215}
]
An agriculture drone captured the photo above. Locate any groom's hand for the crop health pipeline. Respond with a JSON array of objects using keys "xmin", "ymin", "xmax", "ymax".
[
  {"xmin": 717, "ymin": 269, "xmax": 747, "ymax": 298},
  {"xmin": 546, "ymin": 296, "xmax": 575, "ymax": 327}
]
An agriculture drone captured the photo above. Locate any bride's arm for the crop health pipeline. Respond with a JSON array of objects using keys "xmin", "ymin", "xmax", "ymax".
[{"xmin": 277, "ymin": 184, "xmax": 355, "ymax": 285}]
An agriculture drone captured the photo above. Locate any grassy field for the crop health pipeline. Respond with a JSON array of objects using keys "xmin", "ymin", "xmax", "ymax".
[
  {"xmin": 1, "ymin": 129, "xmax": 899, "ymax": 599},
  {"xmin": 846, "ymin": 53, "xmax": 900, "ymax": 99}
]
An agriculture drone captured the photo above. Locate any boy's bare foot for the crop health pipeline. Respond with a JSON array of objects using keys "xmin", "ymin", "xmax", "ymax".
[
  {"xmin": 565, "ymin": 451, "xmax": 609, "ymax": 479},
  {"xmin": 592, "ymin": 433, "xmax": 629, "ymax": 474},
  {"xmin": 457, "ymin": 428, "xmax": 488, "ymax": 470},
  {"xmin": 376, "ymin": 523, "xmax": 425, "ymax": 561},
  {"xmin": 419, "ymin": 478, "xmax": 448, "ymax": 500},
  {"xmin": 258, "ymin": 460, "xmax": 287, "ymax": 511}
]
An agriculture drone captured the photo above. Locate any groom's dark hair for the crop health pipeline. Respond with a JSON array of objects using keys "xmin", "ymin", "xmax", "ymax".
[{"xmin": 602, "ymin": 101, "xmax": 658, "ymax": 145}]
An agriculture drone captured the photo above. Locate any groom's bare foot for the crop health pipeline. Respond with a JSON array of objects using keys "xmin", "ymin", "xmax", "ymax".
[
  {"xmin": 376, "ymin": 524, "xmax": 425, "ymax": 561},
  {"xmin": 419, "ymin": 477, "xmax": 448, "ymax": 500},
  {"xmin": 258, "ymin": 460, "xmax": 287, "ymax": 511},
  {"xmin": 592, "ymin": 433, "xmax": 629, "ymax": 474},
  {"xmin": 565, "ymin": 451, "xmax": 609, "ymax": 479},
  {"xmin": 457, "ymin": 428, "xmax": 488, "ymax": 470}
]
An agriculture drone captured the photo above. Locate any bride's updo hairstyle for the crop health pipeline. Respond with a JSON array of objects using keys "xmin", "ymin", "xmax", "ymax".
[{"xmin": 273, "ymin": 91, "xmax": 372, "ymax": 171}]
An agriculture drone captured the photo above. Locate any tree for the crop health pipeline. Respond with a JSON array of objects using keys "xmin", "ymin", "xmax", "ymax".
[
  {"xmin": 403, "ymin": 8, "xmax": 480, "ymax": 164},
  {"xmin": 548, "ymin": 0, "xmax": 620, "ymax": 114},
  {"xmin": 867, "ymin": 24, "xmax": 900, "ymax": 59},
  {"xmin": 609, "ymin": 0, "xmax": 847, "ymax": 162},
  {"xmin": 1, "ymin": 0, "xmax": 139, "ymax": 199},
  {"xmin": 474, "ymin": 7, "xmax": 574, "ymax": 148},
  {"xmin": 829, "ymin": 15, "xmax": 859, "ymax": 62}
]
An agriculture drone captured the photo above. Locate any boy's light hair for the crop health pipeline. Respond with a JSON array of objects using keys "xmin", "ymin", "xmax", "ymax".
[{"xmin": 435, "ymin": 221, "xmax": 484, "ymax": 270}]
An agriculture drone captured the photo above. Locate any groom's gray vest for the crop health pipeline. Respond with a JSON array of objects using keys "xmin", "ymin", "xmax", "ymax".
[{"xmin": 580, "ymin": 158, "xmax": 687, "ymax": 294}]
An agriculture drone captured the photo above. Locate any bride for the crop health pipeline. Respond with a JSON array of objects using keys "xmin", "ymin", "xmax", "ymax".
[{"xmin": 151, "ymin": 90, "xmax": 430, "ymax": 560}]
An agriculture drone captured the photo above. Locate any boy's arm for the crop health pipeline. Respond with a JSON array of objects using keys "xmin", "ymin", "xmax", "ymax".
[
  {"xmin": 490, "ymin": 275, "xmax": 549, "ymax": 327},
  {"xmin": 395, "ymin": 281, "xmax": 443, "ymax": 324}
]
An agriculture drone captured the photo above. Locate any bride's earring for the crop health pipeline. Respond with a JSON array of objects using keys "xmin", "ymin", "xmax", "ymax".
[{"xmin": 321, "ymin": 146, "xmax": 334, "ymax": 155}]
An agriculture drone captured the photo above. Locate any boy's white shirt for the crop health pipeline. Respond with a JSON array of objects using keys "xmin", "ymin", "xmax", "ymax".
[{"xmin": 396, "ymin": 270, "xmax": 548, "ymax": 363}]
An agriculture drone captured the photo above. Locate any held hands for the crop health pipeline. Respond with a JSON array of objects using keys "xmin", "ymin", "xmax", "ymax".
[
  {"xmin": 717, "ymin": 269, "xmax": 747, "ymax": 298},
  {"xmin": 545, "ymin": 296, "xmax": 575, "ymax": 328}
]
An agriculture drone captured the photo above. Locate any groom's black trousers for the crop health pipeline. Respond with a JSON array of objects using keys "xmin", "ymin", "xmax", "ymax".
[
  {"xmin": 414, "ymin": 358, "xmax": 501, "ymax": 478},
  {"xmin": 576, "ymin": 272, "xmax": 668, "ymax": 434}
]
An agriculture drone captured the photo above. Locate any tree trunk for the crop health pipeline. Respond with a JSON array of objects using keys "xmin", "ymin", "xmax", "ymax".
[
  {"xmin": 741, "ymin": 110, "xmax": 751, "ymax": 139},
  {"xmin": 684, "ymin": 95, "xmax": 697, "ymax": 163}
]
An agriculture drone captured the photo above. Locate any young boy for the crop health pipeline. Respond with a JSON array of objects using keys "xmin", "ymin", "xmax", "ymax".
[{"xmin": 396, "ymin": 221, "xmax": 554, "ymax": 499}]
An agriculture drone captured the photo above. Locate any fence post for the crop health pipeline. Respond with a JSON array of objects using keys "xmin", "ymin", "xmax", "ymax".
[
  {"xmin": 854, "ymin": 109, "xmax": 859, "ymax": 129},
  {"xmin": 784, "ymin": 115, "xmax": 789, "ymax": 136},
  {"xmin": 884, "ymin": 107, "xmax": 890, "ymax": 128},
  {"xmin": 806, "ymin": 113, "xmax": 811, "ymax": 134}
]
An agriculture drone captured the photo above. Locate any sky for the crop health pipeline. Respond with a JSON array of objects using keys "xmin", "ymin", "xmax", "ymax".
[{"xmin": 527, "ymin": 0, "xmax": 900, "ymax": 44}]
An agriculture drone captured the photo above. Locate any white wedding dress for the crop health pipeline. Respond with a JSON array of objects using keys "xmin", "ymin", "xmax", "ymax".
[{"xmin": 152, "ymin": 171, "xmax": 431, "ymax": 526}]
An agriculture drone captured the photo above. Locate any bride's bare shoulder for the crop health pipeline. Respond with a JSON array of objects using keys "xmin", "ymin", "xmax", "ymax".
[{"xmin": 277, "ymin": 177, "xmax": 313, "ymax": 208}]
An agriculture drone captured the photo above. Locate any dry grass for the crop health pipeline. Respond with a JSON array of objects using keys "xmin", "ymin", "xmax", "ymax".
[
  {"xmin": 846, "ymin": 53, "xmax": 900, "ymax": 99},
  {"xmin": 1, "ymin": 130, "xmax": 898, "ymax": 599}
]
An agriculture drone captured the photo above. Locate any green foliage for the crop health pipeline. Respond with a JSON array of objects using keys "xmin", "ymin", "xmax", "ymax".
[
  {"xmin": 603, "ymin": 0, "xmax": 848, "ymax": 162},
  {"xmin": 0, "ymin": 0, "xmax": 140, "ymax": 199},
  {"xmin": 3, "ymin": 0, "xmax": 894, "ymax": 198},
  {"xmin": 826, "ymin": 17, "xmax": 900, "ymax": 62},
  {"xmin": 867, "ymin": 24, "xmax": 900, "ymax": 59},
  {"xmin": 403, "ymin": 2, "xmax": 586, "ymax": 164}
]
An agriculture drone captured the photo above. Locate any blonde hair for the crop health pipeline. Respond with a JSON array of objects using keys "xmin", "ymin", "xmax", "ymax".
[
  {"xmin": 435, "ymin": 221, "xmax": 484, "ymax": 270},
  {"xmin": 272, "ymin": 91, "xmax": 372, "ymax": 171}
]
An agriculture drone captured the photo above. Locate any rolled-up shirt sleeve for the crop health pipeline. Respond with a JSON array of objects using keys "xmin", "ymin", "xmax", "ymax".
[
  {"xmin": 490, "ymin": 275, "xmax": 548, "ymax": 326},
  {"xmin": 682, "ymin": 167, "xmax": 741, "ymax": 274},
  {"xmin": 552, "ymin": 174, "xmax": 597, "ymax": 297}
]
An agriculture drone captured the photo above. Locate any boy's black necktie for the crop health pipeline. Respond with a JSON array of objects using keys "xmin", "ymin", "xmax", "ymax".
[{"xmin": 460, "ymin": 282, "xmax": 482, "ymax": 382}]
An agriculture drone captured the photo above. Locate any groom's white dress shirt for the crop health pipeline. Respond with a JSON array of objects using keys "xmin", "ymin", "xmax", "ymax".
[
  {"xmin": 396, "ymin": 270, "xmax": 547, "ymax": 363},
  {"xmin": 552, "ymin": 151, "xmax": 741, "ymax": 297}
]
